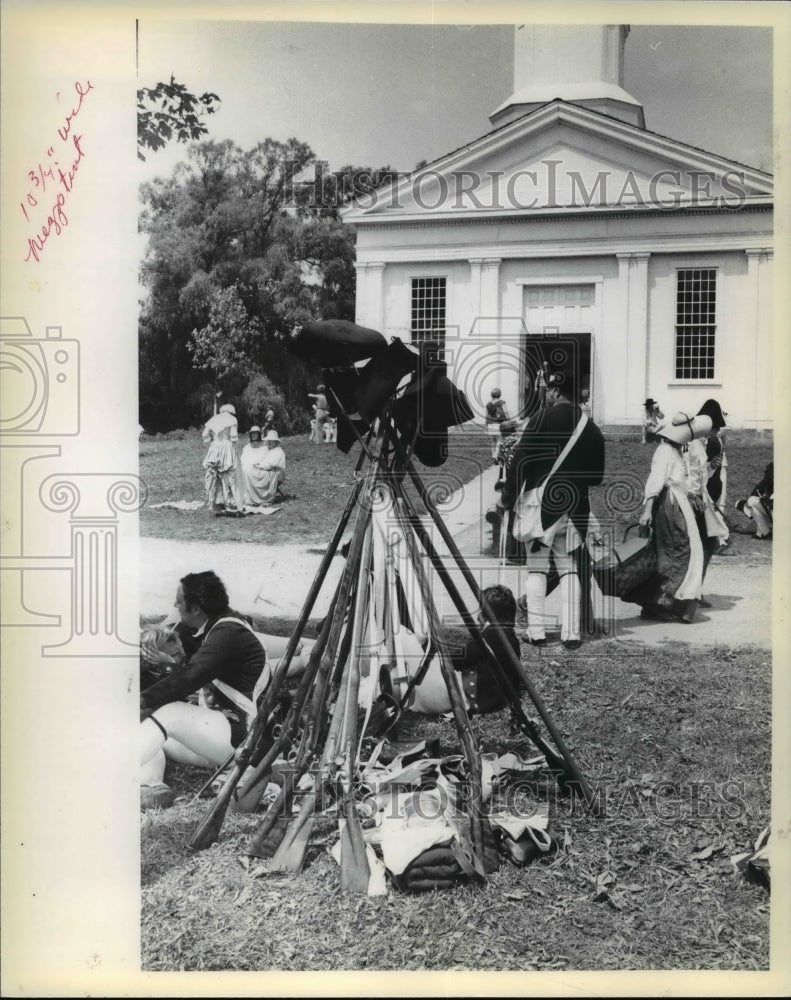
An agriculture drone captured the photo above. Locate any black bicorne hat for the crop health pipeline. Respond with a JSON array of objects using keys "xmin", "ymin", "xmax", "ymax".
[{"xmin": 696, "ymin": 398, "xmax": 727, "ymax": 430}]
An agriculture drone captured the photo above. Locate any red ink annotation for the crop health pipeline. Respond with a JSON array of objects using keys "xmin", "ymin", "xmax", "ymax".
[{"xmin": 22, "ymin": 80, "xmax": 94, "ymax": 263}]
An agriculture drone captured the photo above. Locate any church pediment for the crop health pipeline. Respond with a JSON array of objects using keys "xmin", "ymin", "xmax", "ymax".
[{"xmin": 341, "ymin": 101, "xmax": 772, "ymax": 222}]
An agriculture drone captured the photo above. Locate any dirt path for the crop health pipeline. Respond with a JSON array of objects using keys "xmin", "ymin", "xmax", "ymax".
[{"xmin": 141, "ymin": 464, "xmax": 773, "ymax": 650}]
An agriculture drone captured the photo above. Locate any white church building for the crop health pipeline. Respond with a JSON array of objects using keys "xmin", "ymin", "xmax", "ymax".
[{"xmin": 341, "ymin": 25, "xmax": 773, "ymax": 431}]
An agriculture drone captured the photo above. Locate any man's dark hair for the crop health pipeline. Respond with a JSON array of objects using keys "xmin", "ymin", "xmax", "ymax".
[
  {"xmin": 482, "ymin": 584, "xmax": 517, "ymax": 627},
  {"xmin": 548, "ymin": 371, "xmax": 579, "ymax": 405},
  {"xmin": 180, "ymin": 571, "xmax": 229, "ymax": 616}
]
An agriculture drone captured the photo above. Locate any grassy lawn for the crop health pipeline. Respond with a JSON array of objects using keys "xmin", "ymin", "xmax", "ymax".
[
  {"xmin": 141, "ymin": 640, "xmax": 770, "ymax": 972},
  {"xmin": 140, "ymin": 429, "xmax": 772, "ymax": 552},
  {"xmin": 139, "ymin": 428, "xmax": 495, "ymax": 546},
  {"xmin": 140, "ymin": 429, "xmax": 773, "ymax": 972}
]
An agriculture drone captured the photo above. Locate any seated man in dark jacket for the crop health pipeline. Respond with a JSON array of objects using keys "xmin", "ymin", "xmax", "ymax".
[
  {"xmin": 500, "ymin": 367, "xmax": 605, "ymax": 649},
  {"xmin": 448, "ymin": 585, "xmax": 523, "ymax": 716},
  {"xmin": 140, "ymin": 571, "xmax": 268, "ymax": 809},
  {"xmin": 735, "ymin": 462, "xmax": 773, "ymax": 539}
]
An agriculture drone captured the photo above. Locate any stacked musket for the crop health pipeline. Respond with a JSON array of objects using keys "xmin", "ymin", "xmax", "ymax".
[{"xmin": 188, "ymin": 321, "xmax": 600, "ymax": 888}]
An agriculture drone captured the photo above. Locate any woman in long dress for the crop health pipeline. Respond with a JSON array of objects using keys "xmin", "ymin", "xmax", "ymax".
[
  {"xmin": 241, "ymin": 429, "xmax": 286, "ymax": 506},
  {"xmin": 623, "ymin": 409, "xmax": 719, "ymax": 624},
  {"xmin": 202, "ymin": 403, "xmax": 239, "ymax": 510},
  {"xmin": 240, "ymin": 426, "xmax": 267, "ymax": 506}
]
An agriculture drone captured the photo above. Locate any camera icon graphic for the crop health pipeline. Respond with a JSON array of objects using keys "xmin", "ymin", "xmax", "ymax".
[{"xmin": 0, "ymin": 317, "xmax": 80, "ymax": 436}]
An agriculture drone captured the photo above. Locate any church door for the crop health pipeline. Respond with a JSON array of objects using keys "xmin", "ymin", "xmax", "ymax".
[{"xmin": 522, "ymin": 284, "xmax": 595, "ymax": 417}]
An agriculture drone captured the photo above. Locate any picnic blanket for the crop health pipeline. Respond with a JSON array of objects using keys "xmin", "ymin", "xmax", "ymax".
[
  {"xmin": 147, "ymin": 500, "xmax": 205, "ymax": 511},
  {"xmin": 147, "ymin": 500, "xmax": 282, "ymax": 517},
  {"xmin": 216, "ymin": 505, "xmax": 282, "ymax": 517}
]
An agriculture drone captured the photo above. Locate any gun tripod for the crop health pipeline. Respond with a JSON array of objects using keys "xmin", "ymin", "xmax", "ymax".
[{"xmin": 188, "ymin": 395, "xmax": 601, "ymax": 869}]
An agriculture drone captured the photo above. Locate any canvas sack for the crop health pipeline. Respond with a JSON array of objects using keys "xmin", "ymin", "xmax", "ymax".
[{"xmin": 512, "ymin": 414, "xmax": 588, "ymax": 543}]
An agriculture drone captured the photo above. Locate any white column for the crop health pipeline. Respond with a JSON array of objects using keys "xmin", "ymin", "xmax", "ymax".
[
  {"xmin": 366, "ymin": 263, "xmax": 386, "ymax": 333},
  {"xmin": 614, "ymin": 252, "xmax": 632, "ymax": 422},
  {"xmin": 614, "ymin": 252, "xmax": 650, "ymax": 424},
  {"xmin": 628, "ymin": 251, "xmax": 651, "ymax": 420},
  {"xmin": 353, "ymin": 262, "xmax": 367, "ymax": 326},
  {"xmin": 481, "ymin": 257, "xmax": 502, "ymax": 332},
  {"xmin": 745, "ymin": 248, "xmax": 773, "ymax": 426},
  {"xmin": 468, "ymin": 258, "xmax": 483, "ymax": 331},
  {"xmin": 354, "ymin": 262, "xmax": 385, "ymax": 332}
]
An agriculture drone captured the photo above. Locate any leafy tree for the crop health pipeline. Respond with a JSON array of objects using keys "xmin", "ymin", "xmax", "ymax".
[
  {"xmin": 139, "ymin": 138, "xmax": 369, "ymax": 431},
  {"xmin": 137, "ymin": 76, "xmax": 221, "ymax": 161},
  {"xmin": 240, "ymin": 373, "xmax": 307, "ymax": 436},
  {"xmin": 188, "ymin": 284, "xmax": 261, "ymax": 380}
]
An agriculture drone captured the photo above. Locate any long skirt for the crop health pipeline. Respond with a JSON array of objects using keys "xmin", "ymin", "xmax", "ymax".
[
  {"xmin": 622, "ymin": 485, "xmax": 703, "ymax": 616},
  {"xmin": 203, "ymin": 440, "xmax": 238, "ymax": 508},
  {"xmin": 242, "ymin": 467, "xmax": 284, "ymax": 506}
]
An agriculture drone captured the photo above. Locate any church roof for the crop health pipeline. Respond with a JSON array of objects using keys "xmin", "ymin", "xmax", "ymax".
[{"xmin": 341, "ymin": 99, "xmax": 772, "ymax": 224}]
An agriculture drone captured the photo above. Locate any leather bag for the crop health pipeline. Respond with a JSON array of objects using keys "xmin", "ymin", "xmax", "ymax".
[{"xmin": 591, "ymin": 523, "xmax": 658, "ymax": 599}]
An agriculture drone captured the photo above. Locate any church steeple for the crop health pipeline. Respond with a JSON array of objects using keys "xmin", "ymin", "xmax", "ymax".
[{"xmin": 490, "ymin": 24, "xmax": 645, "ymax": 129}]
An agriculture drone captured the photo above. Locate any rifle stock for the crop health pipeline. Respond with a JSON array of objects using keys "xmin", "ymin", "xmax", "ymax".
[
  {"xmin": 236, "ymin": 491, "xmax": 372, "ymax": 815},
  {"xmin": 397, "ymin": 463, "xmax": 600, "ymax": 815},
  {"xmin": 232, "ymin": 606, "xmax": 336, "ymax": 813},
  {"xmin": 245, "ymin": 454, "xmax": 379, "ymax": 859},
  {"xmin": 187, "ymin": 478, "xmax": 363, "ymax": 850},
  {"xmin": 390, "ymin": 493, "xmax": 487, "ymax": 866},
  {"xmin": 246, "ymin": 779, "xmax": 294, "ymax": 858}
]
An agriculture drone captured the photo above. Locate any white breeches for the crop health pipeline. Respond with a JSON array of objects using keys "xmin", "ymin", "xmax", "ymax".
[
  {"xmin": 745, "ymin": 496, "xmax": 772, "ymax": 536},
  {"xmin": 524, "ymin": 533, "xmax": 580, "ymax": 642}
]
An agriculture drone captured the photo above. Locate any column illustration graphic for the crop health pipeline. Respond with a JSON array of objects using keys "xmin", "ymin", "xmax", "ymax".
[{"xmin": 39, "ymin": 474, "xmax": 144, "ymax": 657}]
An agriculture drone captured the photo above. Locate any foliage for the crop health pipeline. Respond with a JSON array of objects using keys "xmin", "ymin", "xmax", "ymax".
[
  {"xmin": 137, "ymin": 76, "xmax": 221, "ymax": 161},
  {"xmin": 188, "ymin": 284, "xmax": 262, "ymax": 380},
  {"xmin": 239, "ymin": 373, "xmax": 307, "ymax": 437},
  {"xmin": 137, "ymin": 140, "xmax": 392, "ymax": 431}
]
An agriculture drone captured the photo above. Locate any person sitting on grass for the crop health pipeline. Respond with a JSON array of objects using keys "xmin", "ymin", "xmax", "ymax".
[
  {"xmin": 258, "ymin": 430, "xmax": 287, "ymax": 503},
  {"xmin": 735, "ymin": 462, "xmax": 773, "ymax": 540},
  {"xmin": 450, "ymin": 585, "xmax": 524, "ymax": 716},
  {"xmin": 641, "ymin": 397, "xmax": 665, "ymax": 443},
  {"xmin": 140, "ymin": 571, "xmax": 312, "ymax": 810},
  {"xmin": 240, "ymin": 428, "xmax": 285, "ymax": 506}
]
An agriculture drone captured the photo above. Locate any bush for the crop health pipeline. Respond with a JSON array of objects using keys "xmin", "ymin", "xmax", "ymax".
[{"xmin": 240, "ymin": 373, "xmax": 308, "ymax": 436}]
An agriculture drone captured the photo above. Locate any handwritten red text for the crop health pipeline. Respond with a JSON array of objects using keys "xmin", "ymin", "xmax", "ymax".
[{"xmin": 21, "ymin": 80, "xmax": 94, "ymax": 263}]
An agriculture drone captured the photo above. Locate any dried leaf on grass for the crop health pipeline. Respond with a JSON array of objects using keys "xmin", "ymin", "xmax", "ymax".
[{"xmin": 690, "ymin": 843, "xmax": 725, "ymax": 861}]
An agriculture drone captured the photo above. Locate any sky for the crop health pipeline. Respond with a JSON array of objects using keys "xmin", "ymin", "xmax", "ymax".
[{"xmin": 137, "ymin": 19, "xmax": 774, "ymax": 185}]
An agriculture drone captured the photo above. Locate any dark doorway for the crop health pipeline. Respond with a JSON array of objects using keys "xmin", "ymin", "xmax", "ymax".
[{"xmin": 522, "ymin": 333, "xmax": 591, "ymax": 419}]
